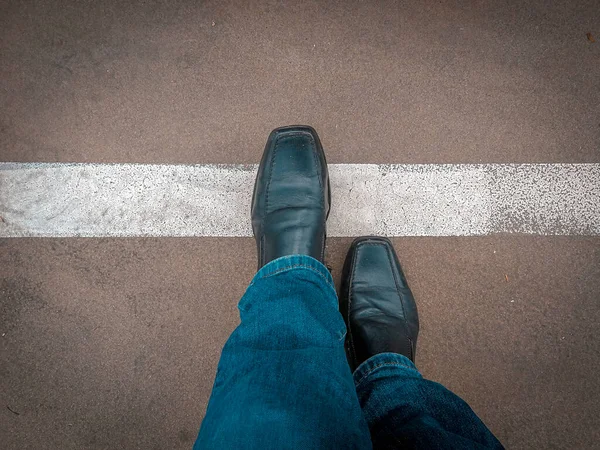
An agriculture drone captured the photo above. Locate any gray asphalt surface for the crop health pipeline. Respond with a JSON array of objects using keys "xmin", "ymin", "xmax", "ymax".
[{"xmin": 1, "ymin": 1, "xmax": 599, "ymax": 449}]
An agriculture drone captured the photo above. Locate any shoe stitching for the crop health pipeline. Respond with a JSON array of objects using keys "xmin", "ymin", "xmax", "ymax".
[
  {"xmin": 384, "ymin": 243, "xmax": 414, "ymax": 361},
  {"xmin": 348, "ymin": 242, "xmax": 378, "ymax": 369},
  {"xmin": 307, "ymin": 133, "xmax": 326, "ymax": 262},
  {"xmin": 261, "ymin": 134, "xmax": 281, "ymax": 266},
  {"xmin": 322, "ymin": 178, "xmax": 331, "ymax": 262},
  {"xmin": 347, "ymin": 245, "xmax": 361, "ymax": 370}
]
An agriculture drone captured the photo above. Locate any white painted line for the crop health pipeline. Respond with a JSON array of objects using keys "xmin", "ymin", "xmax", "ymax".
[{"xmin": 0, "ymin": 163, "xmax": 598, "ymax": 237}]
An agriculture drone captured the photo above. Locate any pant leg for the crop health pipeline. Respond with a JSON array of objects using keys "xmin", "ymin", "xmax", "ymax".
[
  {"xmin": 194, "ymin": 255, "xmax": 372, "ymax": 450},
  {"xmin": 354, "ymin": 353, "xmax": 503, "ymax": 449}
]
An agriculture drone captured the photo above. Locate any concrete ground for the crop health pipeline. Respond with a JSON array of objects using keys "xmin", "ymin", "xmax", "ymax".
[{"xmin": 1, "ymin": 1, "xmax": 599, "ymax": 449}]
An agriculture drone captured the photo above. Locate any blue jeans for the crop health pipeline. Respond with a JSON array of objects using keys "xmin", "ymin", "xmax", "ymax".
[{"xmin": 194, "ymin": 256, "xmax": 502, "ymax": 449}]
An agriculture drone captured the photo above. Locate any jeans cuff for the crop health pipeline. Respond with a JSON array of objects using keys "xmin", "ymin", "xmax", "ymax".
[
  {"xmin": 251, "ymin": 255, "xmax": 335, "ymax": 292},
  {"xmin": 353, "ymin": 352, "xmax": 422, "ymax": 388}
]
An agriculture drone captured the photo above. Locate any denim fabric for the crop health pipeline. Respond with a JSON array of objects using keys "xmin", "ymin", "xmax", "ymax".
[
  {"xmin": 195, "ymin": 255, "xmax": 372, "ymax": 449},
  {"xmin": 194, "ymin": 255, "xmax": 502, "ymax": 450},
  {"xmin": 354, "ymin": 353, "xmax": 503, "ymax": 449}
]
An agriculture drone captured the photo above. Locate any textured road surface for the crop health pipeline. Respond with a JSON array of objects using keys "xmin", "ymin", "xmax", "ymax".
[{"xmin": 1, "ymin": 1, "xmax": 599, "ymax": 449}]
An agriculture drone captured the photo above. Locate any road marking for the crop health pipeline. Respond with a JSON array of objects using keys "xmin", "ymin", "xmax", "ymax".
[{"xmin": 1, "ymin": 163, "xmax": 598, "ymax": 237}]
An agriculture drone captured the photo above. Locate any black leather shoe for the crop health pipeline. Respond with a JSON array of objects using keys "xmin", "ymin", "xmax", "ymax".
[
  {"xmin": 251, "ymin": 125, "xmax": 330, "ymax": 269},
  {"xmin": 340, "ymin": 236, "xmax": 419, "ymax": 371}
]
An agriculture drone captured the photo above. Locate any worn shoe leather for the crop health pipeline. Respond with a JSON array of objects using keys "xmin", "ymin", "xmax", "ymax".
[
  {"xmin": 340, "ymin": 236, "xmax": 419, "ymax": 371},
  {"xmin": 251, "ymin": 125, "xmax": 330, "ymax": 269}
]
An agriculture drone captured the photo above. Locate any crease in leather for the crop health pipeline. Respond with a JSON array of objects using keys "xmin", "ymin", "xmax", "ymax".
[
  {"xmin": 382, "ymin": 242, "xmax": 414, "ymax": 360},
  {"xmin": 346, "ymin": 241, "xmax": 417, "ymax": 369},
  {"xmin": 253, "ymin": 128, "xmax": 328, "ymax": 267}
]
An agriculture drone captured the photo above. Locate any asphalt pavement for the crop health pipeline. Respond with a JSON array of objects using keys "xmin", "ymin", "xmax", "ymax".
[{"xmin": 1, "ymin": 1, "xmax": 599, "ymax": 449}]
